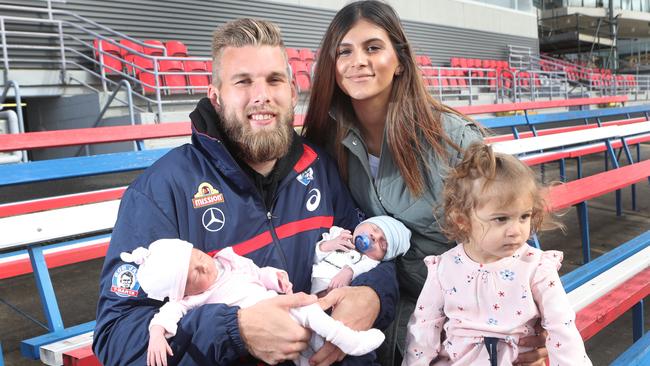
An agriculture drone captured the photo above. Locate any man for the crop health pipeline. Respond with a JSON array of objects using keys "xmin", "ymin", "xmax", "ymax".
[{"xmin": 93, "ymin": 18, "xmax": 398, "ymax": 366}]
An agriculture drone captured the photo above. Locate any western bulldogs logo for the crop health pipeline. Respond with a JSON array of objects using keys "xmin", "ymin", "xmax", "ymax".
[
  {"xmin": 296, "ymin": 167, "xmax": 314, "ymax": 186},
  {"xmin": 110, "ymin": 264, "xmax": 140, "ymax": 297}
]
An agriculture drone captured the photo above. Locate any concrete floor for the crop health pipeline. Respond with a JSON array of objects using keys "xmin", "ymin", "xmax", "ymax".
[{"xmin": 1, "ymin": 147, "xmax": 649, "ymax": 366}]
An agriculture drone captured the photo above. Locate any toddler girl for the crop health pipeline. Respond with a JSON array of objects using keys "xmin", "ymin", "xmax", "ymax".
[{"xmin": 403, "ymin": 143, "xmax": 591, "ymax": 365}]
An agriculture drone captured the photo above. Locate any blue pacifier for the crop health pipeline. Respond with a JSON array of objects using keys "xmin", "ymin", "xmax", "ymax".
[{"xmin": 354, "ymin": 233, "xmax": 372, "ymax": 253}]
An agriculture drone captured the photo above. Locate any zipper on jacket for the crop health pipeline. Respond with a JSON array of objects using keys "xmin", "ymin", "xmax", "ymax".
[
  {"xmin": 265, "ymin": 156, "xmax": 319, "ymax": 271},
  {"xmin": 266, "ymin": 206, "xmax": 289, "ymax": 271}
]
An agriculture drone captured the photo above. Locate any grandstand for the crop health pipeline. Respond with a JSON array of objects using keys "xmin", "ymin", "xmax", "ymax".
[{"xmin": 0, "ymin": 0, "xmax": 649, "ymax": 365}]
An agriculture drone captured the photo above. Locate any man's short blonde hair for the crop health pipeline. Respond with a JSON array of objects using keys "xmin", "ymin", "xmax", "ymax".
[{"xmin": 211, "ymin": 18, "xmax": 287, "ymax": 86}]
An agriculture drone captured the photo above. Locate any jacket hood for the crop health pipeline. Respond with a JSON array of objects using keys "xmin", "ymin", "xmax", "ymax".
[{"xmin": 190, "ymin": 97, "xmax": 224, "ymax": 139}]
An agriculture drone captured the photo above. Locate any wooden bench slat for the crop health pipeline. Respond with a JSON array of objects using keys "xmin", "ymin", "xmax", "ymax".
[
  {"xmin": 0, "ymin": 122, "xmax": 191, "ymax": 152},
  {"xmin": 0, "ymin": 187, "xmax": 126, "ymax": 218},
  {"xmin": 575, "ymin": 267, "xmax": 650, "ymax": 341},
  {"xmin": 549, "ymin": 159, "xmax": 650, "ymax": 211},
  {"xmin": 0, "ymin": 148, "xmax": 170, "ymax": 186},
  {"xmin": 0, "ymin": 235, "xmax": 110, "ymax": 280},
  {"xmin": 0, "ymin": 201, "xmax": 119, "ymax": 250},
  {"xmin": 456, "ymin": 95, "xmax": 627, "ymax": 115},
  {"xmin": 62, "ymin": 344, "xmax": 101, "ymax": 366}
]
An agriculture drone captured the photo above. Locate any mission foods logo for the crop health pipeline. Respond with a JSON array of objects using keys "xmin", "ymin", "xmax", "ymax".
[{"xmin": 192, "ymin": 182, "xmax": 224, "ymax": 209}]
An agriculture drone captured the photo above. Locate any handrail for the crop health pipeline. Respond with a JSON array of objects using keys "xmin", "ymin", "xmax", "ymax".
[
  {"xmin": 0, "ymin": 4, "xmax": 166, "ymax": 56},
  {"xmin": 78, "ymin": 79, "xmax": 137, "ymax": 156},
  {"xmin": 0, "ymin": 80, "xmax": 27, "ymax": 162}
]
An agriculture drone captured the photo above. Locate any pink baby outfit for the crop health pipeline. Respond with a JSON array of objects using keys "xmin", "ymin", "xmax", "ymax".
[{"xmin": 403, "ymin": 243, "xmax": 592, "ymax": 366}]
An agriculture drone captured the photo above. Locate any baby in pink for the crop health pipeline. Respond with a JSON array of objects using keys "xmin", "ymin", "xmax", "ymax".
[
  {"xmin": 403, "ymin": 143, "xmax": 591, "ymax": 366},
  {"xmin": 121, "ymin": 239, "xmax": 384, "ymax": 366}
]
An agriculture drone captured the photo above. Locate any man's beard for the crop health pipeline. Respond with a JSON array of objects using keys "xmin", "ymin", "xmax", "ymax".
[{"xmin": 218, "ymin": 103, "xmax": 294, "ymax": 164}]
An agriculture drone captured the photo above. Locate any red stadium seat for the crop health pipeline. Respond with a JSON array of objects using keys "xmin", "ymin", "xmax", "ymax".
[
  {"xmin": 450, "ymin": 57, "xmax": 461, "ymax": 68},
  {"xmin": 143, "ymin": 39, "xmax": 165, "ymax": 56},
  {"xmin": 299, "ymin": 48, "xmax": 315, "ymax": 62},
  {"xmin": 290, "ymin": 60, "xmax": 311, "ymax": 92},
  {"xmin": 118, "ymin": 39, "xmax": 144, "ymax": 57},
  {"xmin": 119, "ymin": 39, "xmax": 144, "ymax": 75},
  {"xmin": 93, "ymin": 39, "xmax": 122, "ymax": 75},
  {"xmin": 417, "ymin": 55, "xmax": 432, "ymax": 67},
  {"xmin": 165, "ymin": 40, "xmax": 188, "ymax": 57},
  {"xmin": 133, "ymin": 56, "xmax": 160, "ymax": 94},
  {"xmin": 286, "ymin": 48, "xmax": 301, "ymax": 62},
  {"xmin": 184, "ymin": 60, "xmax": 210, "ymax": 93},
  {"xmin": 158, "ymin": 60, "xmax": 187, "ymax": 94}
]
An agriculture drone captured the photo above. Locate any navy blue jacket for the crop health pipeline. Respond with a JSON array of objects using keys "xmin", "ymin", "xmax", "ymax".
[{"xmin": 93, "ymin": 99, "xmax": 398, "ymax": 365}]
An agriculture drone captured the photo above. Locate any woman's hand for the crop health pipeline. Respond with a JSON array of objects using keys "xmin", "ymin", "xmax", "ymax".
[{"xmin": 514, "ymin": 320, "xmax": 548, "ymax": 365}]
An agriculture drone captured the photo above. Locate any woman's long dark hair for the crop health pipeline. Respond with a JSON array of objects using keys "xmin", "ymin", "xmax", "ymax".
[{"xmin": 302, "ymin": 0, "xmax": 465, "ymax": 196}]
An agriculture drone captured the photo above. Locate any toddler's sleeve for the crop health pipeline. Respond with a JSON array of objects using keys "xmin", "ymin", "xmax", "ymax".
[
  {"xmin": 532, "ymin": 250, "xmax": 592, "ymax": 365},
  {"xmin": 403, "ymin": 255, "xmax": 446, "ymax": 366}
]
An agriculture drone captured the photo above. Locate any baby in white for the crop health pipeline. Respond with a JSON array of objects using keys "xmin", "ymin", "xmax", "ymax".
[{"xmin": 311, "ymin": 215, "xmax": 411, "ymax": 296}]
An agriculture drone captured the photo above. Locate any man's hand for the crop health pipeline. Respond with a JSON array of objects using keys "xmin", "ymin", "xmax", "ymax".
[
  {"xmin": 309, "ymin": 286, "xmax": 380, "ymax": 366},
  {"xmin": 328, "ymin": 267, "xmax": 353, "ymax": 290},
  {"xmin": 147, "ymin": 325, "xmax": 173, "ymax": 366},
  {"xmin": 319, "ymin": 230, "xmax": 354, "ymax": 252},
  {"xmin": 238, "ymin": 292, "xmax": 317, "ymax": 365},
  {"xmin": 514, "ymin": 320, "xmax": 548, "ymax": 365}
]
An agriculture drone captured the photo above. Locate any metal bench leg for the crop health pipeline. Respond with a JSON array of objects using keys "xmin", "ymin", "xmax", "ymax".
[
  {"xmin": 576, "ymin": 202, "xmax": 591, "ymax": 263},
  {"xmin": 0, "ymin": 342, "xmax": 4, "ymax": 366},
  {"xmin": 27, "ymin": 246, "xmax": 64, "ymax": 333},
  {"xmin": 559, "ymin": 159, "xmax": 566, "ymax": 182},
  {"xmin": 576, "ymin": 156, "xmax": 583, "ymax": 179},
  {"xmin": 633, "ymin": 299, "xmax": 645, "ymax": 342}
]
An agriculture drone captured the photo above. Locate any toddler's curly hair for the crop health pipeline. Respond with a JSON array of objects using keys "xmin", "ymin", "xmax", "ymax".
[{"xmin": 442, "ymin": 143, "xmax": 558, "ymax": 244}]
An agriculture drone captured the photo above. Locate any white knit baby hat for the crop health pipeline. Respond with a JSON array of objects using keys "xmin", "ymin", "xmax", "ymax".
[{"xmin": 120, "ymin": 238, "xmax": 193, "ymax": 301}]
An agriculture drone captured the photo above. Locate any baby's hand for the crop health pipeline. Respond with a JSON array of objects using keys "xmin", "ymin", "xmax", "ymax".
[
  {"xmin": 277, "ymin": 271, "xmax": 293, "ymax": 294},
  {"xmin": 147, "ymin": 325, "xmax": 173, "ymax": 366},
  {"xmin": 319, "ymin": 230, "xmax": 354, "ymax": 252},
  {"xmin": 328, "ymin": 266, "xmax": 354, "ymax": 290}
]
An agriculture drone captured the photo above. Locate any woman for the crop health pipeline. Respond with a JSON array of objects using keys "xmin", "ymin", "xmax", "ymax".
[{"xmin": 302, "ymin": 1, "xmax": 548, "ymax": 365}]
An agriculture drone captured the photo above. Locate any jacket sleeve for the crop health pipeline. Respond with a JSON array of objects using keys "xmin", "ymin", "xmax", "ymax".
[
  {"xmin": 327, "ymin": 157, "xmax": 399, "ymax": 330},
  {"xmin": 93, "ymin": 188, "xmax": 247, "ymax": 365}
]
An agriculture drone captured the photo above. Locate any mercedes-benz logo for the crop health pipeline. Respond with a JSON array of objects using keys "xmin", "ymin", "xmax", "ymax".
[{"xmin": 202, "ymin": 207, "xmax": 225, "ymax": 232}]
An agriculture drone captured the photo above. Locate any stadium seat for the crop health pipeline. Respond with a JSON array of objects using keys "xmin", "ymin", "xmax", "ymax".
[
  {"xmin": 93, "ymin": 39, "xmax": 122, "ymax": 75},
  {"xmin": 417, "ymin": 55, "xmax": 432, "ymax": 67},
  {"xmin": 143, "ymin": 39, "xmax": 165, "ymax": 56},
  {"xmin": 184, "ymin": 60, "xmax": 210, "ymax": 93},
  {"xmin": 206, "ymin": 60, "xmax": 213, "ymax": 84},
  {"xmin": 286, "ymin": 47, "xmax": 301, "ymax": 62},
  {"xmin": 133, "ymin": 55, "xmax": 160, "ymax": 94},
  {"xmin": 290, "ymin": 60, "xmax": 311, "ymax": 92},
  {"xmin": 158, "ymin": 60, "xmax": 187, "ymax": 94},
  {"xmin": 165, "ymin": 40, "xmax": 188, "ymax": 57},
  {"xmin": 119, "ymin": 39, "xmax": 144, "ymax": 75},
  {"xmin": 299, "ymin": 48, "xmax": 315, "ymax": 62}
]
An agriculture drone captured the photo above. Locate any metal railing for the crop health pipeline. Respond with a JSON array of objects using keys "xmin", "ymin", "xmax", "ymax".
[
  {"xmin": 420, "ymin": 66, "xmax": 569, "ymax": 103},
  {"xmin": 0, "ymin": 80, "xmax": 26, "ymax": 164},
  {"xmin": 0, "ymin": 4, "xmax": 212, "ymax": 120}
]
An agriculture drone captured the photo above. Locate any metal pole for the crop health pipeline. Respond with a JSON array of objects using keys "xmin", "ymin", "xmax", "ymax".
[
  {"xmin": 1, "ymin": 19, "xmax": 8, "ymax": 82},
  {"xmin": 57, "ymin": 22, "xmax": 66, "ymax": 84}
]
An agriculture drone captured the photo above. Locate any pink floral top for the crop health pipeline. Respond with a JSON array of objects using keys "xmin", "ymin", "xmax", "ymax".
[{"xmin": 404, "ymin": 243, "xmax": 591, "ymax": 365}]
